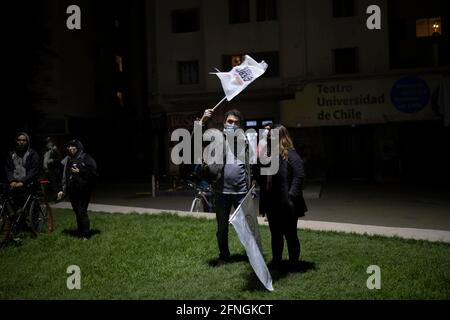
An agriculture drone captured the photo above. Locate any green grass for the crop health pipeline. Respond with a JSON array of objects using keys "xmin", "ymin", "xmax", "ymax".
[{"xmin": 0, "ymin": 209, "xmax": 449, "ymax": 300}]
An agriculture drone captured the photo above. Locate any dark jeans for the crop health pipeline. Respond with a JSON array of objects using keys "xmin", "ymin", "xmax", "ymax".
[
  {"xmin": 9, "ymin": 186, "xmax": 30, "ymax": 213},
  {"xmin": 9, "ymin": 185, "xmax": 35, "ymax": 229},
  {"xmin": 214, "ymin": 193, "xmax": 246, "ymax": 260},
  {"xmin": 69, "ymin": 191, "xmax": 91, "ymax": 238},
  {"xmin": 266, "ymin": 210, "xmax": 301, "ymax": 263}
]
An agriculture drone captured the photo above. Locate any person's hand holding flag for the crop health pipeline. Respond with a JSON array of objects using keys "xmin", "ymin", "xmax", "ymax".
[{"xmin": 200, "ymin": 108, "xmax": 215, "ymax": 125}]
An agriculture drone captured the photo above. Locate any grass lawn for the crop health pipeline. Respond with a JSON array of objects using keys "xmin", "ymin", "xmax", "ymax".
[{"xmin": 0, "ymin": 209, "xmax": 449, "ymax": 300}]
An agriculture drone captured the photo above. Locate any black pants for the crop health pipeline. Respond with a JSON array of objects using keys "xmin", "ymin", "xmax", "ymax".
[
  {"xmin": 9, "ymin": 185, "xmax": 35, "ymax": 229},
  {"xmin": 266, "ymin": 210, "xmax": 300, "ymax": 263},
  {"xmin": 68, "ymin": 191, "xmax": 91, "ymax": 237},
  {"xmin": 9, "ymin": 186, "xmax": 30, "ymax": 213},
  {"xmin": 214, "ymin": 193, "xmax": 246, "ymax": 260}
]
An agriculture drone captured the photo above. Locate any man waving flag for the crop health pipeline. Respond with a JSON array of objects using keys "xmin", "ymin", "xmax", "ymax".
[{"xmin": 211, "ymin": 55, "xmax": 268, "ymax": 102}]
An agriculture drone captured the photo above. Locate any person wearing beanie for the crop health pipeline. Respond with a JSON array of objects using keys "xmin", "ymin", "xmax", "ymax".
[
  {"xmin": 57, "ymin": 139, "xmax": 98, "ymax": 240},
  {"xmin": 4, "ymin": 132, "xmax": 41, "ymax": 212}
]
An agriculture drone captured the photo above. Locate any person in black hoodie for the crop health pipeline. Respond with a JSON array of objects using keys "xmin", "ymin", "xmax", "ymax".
[
  {"xmin": 57, "ymin": 140, "xmax": 97, "ymax": 239},
  {"xmin": 4, "ymin": 132, "xmax": 41, "ymax": 213}
]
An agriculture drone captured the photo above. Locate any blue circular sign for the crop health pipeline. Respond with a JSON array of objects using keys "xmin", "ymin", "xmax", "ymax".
[{"xmin": 390, "ymin": 76, "xmax": 430, "ymax": 114}]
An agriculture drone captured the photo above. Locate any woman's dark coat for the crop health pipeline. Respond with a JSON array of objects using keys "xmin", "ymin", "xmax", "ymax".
[{"xmin": 259, "ymin": 149, "xmax": 308, "ymax": 217}]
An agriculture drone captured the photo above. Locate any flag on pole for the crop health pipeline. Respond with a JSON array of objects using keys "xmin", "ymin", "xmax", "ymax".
[
  {"xmin": 229, "ymin": 187, "xmax": 273, "ymax": 291},
  {"xmin": 211, "ymin": 55, "xmax": 268, "ymax": 101}
]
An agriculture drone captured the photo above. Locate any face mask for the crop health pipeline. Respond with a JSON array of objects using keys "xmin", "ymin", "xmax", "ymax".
[{"xmin": 224, "ymin": 124, "xmax": 238, "ymax": 134}]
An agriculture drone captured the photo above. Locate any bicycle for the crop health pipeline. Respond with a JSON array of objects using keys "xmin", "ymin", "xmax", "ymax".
[
  {"xmin": 188, "ymin": 180, "xmax": 215, "ymax": 213},
  {"xmin": 0, "ymin": 180, "xmax": 53, "ymax": 247}
]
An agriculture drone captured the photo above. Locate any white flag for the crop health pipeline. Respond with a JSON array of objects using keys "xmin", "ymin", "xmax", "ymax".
[
  {"xmin": 229, "ymin": 187, "xmax": 274, "ymax": 291},
  {"xmin": 211, "ymin": 55, "xmax": 268, "ymax": 101}
]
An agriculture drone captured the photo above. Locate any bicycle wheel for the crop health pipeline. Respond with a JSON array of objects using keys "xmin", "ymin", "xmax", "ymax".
[
  {"xmin": 190, "ymin": 198, "xmax": 204, "ymax": 212},
  {"xmin": 29, "ymin": 198, "xmax": 49, "ymax": 234}
]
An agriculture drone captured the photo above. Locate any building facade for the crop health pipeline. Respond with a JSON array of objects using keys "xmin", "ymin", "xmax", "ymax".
[
  {"xmin": 4, "ymin": 0, "xmax": 448, "ymax": 183},
  {"xmin": 147, "ymin": 0, "xmax": 450, "ymax": 183}
]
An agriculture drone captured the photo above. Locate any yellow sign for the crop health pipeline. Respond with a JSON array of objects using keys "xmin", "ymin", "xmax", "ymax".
[{"xmin": 281, "ymin": 75, "xmax": 442, "ymax": 127}]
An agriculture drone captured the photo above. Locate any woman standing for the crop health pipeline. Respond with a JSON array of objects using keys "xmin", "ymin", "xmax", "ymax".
[
  {"xmin": 57, "ymin": 140, "xmax": 97, "ymax": 239},
  {"xmin": 260, "ymin": 124, "xmax": 307, "ymax": 269}
]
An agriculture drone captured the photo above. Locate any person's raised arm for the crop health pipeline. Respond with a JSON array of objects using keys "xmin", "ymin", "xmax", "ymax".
[{"xmin": 199, "ymin": 109, "xmax": 215, "ymax": 125}]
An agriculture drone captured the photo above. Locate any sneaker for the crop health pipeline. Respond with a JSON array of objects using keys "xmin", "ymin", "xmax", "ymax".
[
  {"xmin": 288, "ymin": 260, "xmax": 302, "ymax": 273},
  {"xmin": 267, "ymin": 260, "xmax": 283, "ymax": 269}
]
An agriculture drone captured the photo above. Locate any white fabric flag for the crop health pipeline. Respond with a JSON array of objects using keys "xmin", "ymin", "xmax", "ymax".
[
  {"xmin": 229, "ymin": 187, "xmax": 274, "ymax": 291},
  {"xmin": 211, "ymin": 55, "xmax": 268, "ymax": 101}
]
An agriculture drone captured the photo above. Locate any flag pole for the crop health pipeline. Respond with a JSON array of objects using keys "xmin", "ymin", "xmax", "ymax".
[{"xmin": 213, "ymin": 96, "xmax": 227, "ymax": 111}]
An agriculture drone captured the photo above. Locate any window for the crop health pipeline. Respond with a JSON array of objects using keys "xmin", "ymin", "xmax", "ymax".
[
  {"xmin": 256, "ymin": 0, "xmax": 277, "ymax": 22},
  {"xmin": 416, "ymin": 18, "xmax": 442, "ymax": 37},
  {"xmin": 223, "ymin": 54, "xmax": 243, "ymax": 71},
  {"xmin": 172, "ymin": 8, "xmax": 200, "ymax": 33},
  {"xmin": 333, "ymin": 48, "xmax": 358, "ymax": 74},
  {"xmin": 244, "ymin": 119, "xmax": 274, "ymax": 130},
  {"xmin": 246, "ymin": 120, "xmax": 258, "ymax": 127},
  {"xmin": 115, "ymin": 55, "xmax": 123, "ymax": 72},
  {"xmin": 229, "ymin": 0, "xmax": 250, "ymax": 24},
  {"xmin": 332, "ymin": 0, "xmax": 354, "ymax": 18},
  {"xmin": 178, "ymin": 61, "xmax": 199, "ymax": 85},
  {"xmin": 231, "ymin": 55, "xmax": 243, "ymax": 67},
  {"xmin": 251, "ymin": 52, "xmax": 279, "ymax": 77},
  {"xmin": 116, "ymin": 91, "xmax": 125, "ymax": 107},
  {"xmin": 222, "ymin": 52, "xmax": 279, "ymax": 77}
]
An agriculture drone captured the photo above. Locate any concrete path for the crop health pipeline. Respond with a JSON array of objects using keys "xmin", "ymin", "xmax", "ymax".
[
  {"xmin": 88, "ymin": 180, "xmax": 450, "ymax": 232},
  {"xmin": 53, "ymin": 201, "xmax": 450, "ymax": 244}
]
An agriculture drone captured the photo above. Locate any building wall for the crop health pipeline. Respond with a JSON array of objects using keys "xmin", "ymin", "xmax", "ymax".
[
  {"xmin": 151, "ymin": 0, "xmax": 391, "ymax": 95},
  {"xmin": 304, "ymin": 0, "xmax": 389, "ymax": 77}
]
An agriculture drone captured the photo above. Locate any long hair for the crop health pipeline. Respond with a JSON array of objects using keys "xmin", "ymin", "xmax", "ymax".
[{"xmin": 274, "ymin": 124, "xmax": 295, "ymax": 161}]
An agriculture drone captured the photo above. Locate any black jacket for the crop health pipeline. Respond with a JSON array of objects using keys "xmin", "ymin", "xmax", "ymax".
[
  {"xmin": 4, "ymin": 148, "xmax": 40, "ymax": 186},
  {"xmin": 61, "ymin": 144, "xmax": 97, "ymax": 194},
  {"xmin": 259, "ymin": 149, "xmax": 307, "ymax": 217}
]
